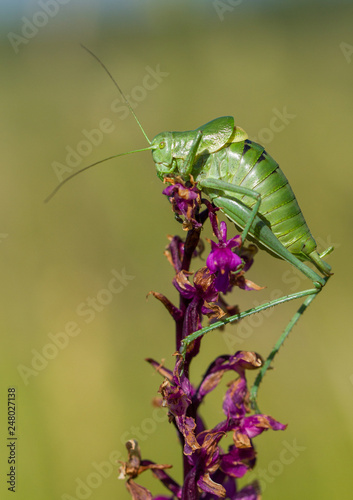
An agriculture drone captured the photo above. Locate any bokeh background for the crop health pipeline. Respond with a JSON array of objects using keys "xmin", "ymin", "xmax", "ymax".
[{"xmin": 0, "ymin": 1, "xmax": 352, "ymax": 498}]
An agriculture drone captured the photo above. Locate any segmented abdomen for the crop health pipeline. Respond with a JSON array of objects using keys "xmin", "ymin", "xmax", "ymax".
[{"xmin": 198, "ymin": 139, "xmax": 316, "ymax": 256}]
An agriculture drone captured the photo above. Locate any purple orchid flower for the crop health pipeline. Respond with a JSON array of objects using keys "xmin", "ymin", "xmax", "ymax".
[
  {"xmin": 120, "ymin": 191, "xmax": 286, "ymax": 500},
  {"xmin": 143, "ymin": 352, "xmax": 286, "ymax": 499},
  {"xmin": 206, "ymin": 219, "xmax": 242, "ymax": 294}
]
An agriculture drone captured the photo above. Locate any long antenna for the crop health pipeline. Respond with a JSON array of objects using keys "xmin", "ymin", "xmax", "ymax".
[
  {"xmin": 81, "ymin": 44, "xmax": 151, "ymax": 145},
  {"xmin": 44, "ymin": 147, "xmax": 152, "ymax": 203},
  {"xmin": 45, "ymin": 46, "xmax": 154, "ymax": 202}
]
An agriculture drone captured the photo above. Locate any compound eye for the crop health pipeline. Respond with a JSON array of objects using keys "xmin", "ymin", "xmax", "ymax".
[{"xmin": 159, "ymin": 141, "xmax": 165, "ymax": 149}]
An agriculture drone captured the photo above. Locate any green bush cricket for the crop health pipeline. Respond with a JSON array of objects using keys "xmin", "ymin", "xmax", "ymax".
[{"xmin": 46, "ymin": 47, "xmax": 333, "ymax": 407}]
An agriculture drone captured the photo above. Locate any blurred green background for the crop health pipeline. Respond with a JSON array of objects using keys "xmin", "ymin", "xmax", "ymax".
[{"xmin": 0, "ymin": 0, "xmax": 352, "ymax": 498}]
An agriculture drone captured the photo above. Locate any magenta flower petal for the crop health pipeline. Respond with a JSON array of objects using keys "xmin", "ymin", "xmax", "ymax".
[
  {"xmin": 220, "ymin": 446, "xmax": 256, "ymax": 478},
  {"xmin": 206, "ymin": 221, "xmax": 242, "ymax": 293}
]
